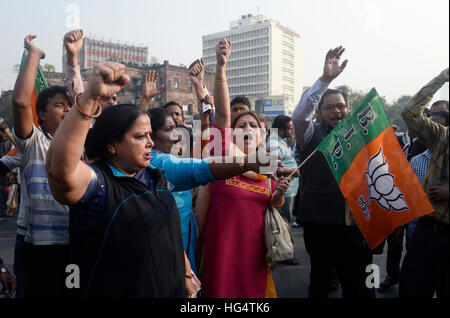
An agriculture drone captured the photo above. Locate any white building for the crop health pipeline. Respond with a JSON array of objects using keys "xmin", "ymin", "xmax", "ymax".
[{"xmin": 202, "ymin": 14, "xmax": 302, "ymax": 115}]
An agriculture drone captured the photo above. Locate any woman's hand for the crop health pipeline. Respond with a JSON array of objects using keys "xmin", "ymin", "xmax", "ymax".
[
  {"xmin": 216, "ymin": 38, "xmax": 231, "ymax": 67},
  {"xmin": 271, "ymin": 176, "xmax": 291, "ymax": 205},
  {"xmin": 185, "ymin": 273, "xmax": 201, "ymax": 298}
]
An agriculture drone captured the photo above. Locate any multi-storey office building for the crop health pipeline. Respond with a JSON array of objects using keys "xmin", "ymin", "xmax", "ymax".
[
  {"xmin": 62, "ymin": 37, "xmax": 148, "ymax": 74},
  {"xmin": 202, "ymin": 14, "xmax": 301, "ymax": 115}
]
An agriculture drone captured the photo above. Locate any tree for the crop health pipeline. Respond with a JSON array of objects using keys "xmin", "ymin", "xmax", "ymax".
[
  {"xmin": 43, "ymin": 63, "xmax": 56, "ymax": 72},
  {"xmin": 335, "ymin": 85, "xmax": 366, "ymax": 111},
  {"xmin": 150, "ymin": 56, "xmax": 160, "ymax": 64},
  {"xmin": 385, "ymin": 95, "xmax": 411, "ymax": 133},
  {"xmin": 0, "ymin": 91, "xmax": 13, "ymax": 127}
]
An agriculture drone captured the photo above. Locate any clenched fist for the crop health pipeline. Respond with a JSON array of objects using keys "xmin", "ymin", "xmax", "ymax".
[
  {"xmin": 85, "ymin": 62, "xmax": 130, "ymax": 100},
  {"xmin": 216, "ymin": 38, "xmax": 231, "ymax": 66}
]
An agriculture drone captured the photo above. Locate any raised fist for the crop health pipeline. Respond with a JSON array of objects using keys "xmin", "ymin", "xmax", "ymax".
[
  {"xmin": 189, "ymin": 58, "xmax": 205, "ymax": 87},
  {"xmin": 64, "ymin": 29, "xmax": 83, "ymax": 56},
  {"xmin": 85, "ymin": 62, "xmax": 130, "ymax": 100},
  {"xmin": 216, "ymin": 39, "xmax": 231, "ymax": 66}
]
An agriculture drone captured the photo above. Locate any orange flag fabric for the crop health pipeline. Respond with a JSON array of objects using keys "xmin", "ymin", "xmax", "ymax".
[{"xmin": 317, "ymin": 88, "xmax": 435, "ymax": 249}]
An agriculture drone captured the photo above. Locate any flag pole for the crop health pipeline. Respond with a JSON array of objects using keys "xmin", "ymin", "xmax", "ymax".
[
  {"xmin": 272, "ymin": 148, "xmax": 318, "ymax": 198},
  {"xmin": 289, "ymin": 148, "xmax": 318, "ymax": 179}
]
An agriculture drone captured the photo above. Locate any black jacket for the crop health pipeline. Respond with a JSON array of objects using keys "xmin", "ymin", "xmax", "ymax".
[
  {"xmin": 295, "ymin": 123, "xmax": 346, "ymax": 226},
  {"xmin": 69, "ymin": 161, "xmax": 186, "ymax": 298}
]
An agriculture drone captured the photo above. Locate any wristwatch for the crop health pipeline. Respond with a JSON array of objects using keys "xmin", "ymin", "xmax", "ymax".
[{"xmin": 0, "ymin": 266, "xmax": 8, "ymax": 274}]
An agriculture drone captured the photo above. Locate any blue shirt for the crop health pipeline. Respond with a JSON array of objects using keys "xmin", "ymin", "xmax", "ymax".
[
  {"xmin": 72, "ymin": 153, "xmax": 216, "ymax": 229},
  {"xmin": 150, "ymin": 150, "xmax": 216, "ymax": 191},
  {"xmin": 267, "ymin": 133, "xmax": 299, "ymax": 197}
]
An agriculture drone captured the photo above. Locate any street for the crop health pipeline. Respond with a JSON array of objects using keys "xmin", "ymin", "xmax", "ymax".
[{"xmin": 0, "ymin": 217, "xmax": 401, "ymax": 299}]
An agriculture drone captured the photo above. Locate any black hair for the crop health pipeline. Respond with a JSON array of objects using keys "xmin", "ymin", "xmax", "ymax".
[
  {"xmin": 148, "ymin": 107, "xmax": 175, "ymax": 137},
  {"xmin": 35, "ymin": 85, "xmax": 70, "ymax": 125},
  {"xmin": 231, "ymin": 110, "xmax": 262, "ymax": 129},
  {"xmin": 430, "ymin": 110, "xmax": 449, "ymax": 126},
  {"xmin": 431, "ymin": 100, "xmax": 449, "ymax": 111},
  {"xmin": 163, "ymin": 101, "xmax": 184, "ymax": 114},
  {"xmin": 176, "ymin": 124, "xmax": 194, "ymax": 156},
  {"xmin": 230, "ymin": 96, "xmax": 251, "ymax": 109},
  {"xmin": 85, "ymin": 104, "xmax": 148, "ymax": 161},
  {"xmin": 271, "ymin": 115, "xmax": 292, "ymax": 130},
  {"xmin": 318, "ymin": 89, "xmax": 348, "ymax": 110}
]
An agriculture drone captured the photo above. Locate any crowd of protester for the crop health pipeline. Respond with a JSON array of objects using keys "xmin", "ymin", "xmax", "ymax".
[{"xmin": 0, "ymin": 29, "xmax": 448, "ymax": 299}]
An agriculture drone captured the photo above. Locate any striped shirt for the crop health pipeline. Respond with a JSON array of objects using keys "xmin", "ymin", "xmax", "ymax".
[
  {"xmin": 410, "ymin": 149, "xmax": 431, "ymax": 184},
  {"xmin": 13, "ymin": 126, "xmax": 69, "ymax": 245},
  {"xmin": 401, "ymin": 74, "xmax": 449, "ymax": 224}
]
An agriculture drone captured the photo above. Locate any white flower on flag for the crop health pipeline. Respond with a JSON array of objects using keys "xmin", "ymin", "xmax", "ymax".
[{"xmin": 360, "ymin": 147, "xmax": 409, "ymax": 214}]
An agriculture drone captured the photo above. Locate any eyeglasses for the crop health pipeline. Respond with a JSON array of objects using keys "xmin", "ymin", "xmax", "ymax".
[{"xmin": 322, "ymin": 103, "xmax": 347, "ymax": 111}]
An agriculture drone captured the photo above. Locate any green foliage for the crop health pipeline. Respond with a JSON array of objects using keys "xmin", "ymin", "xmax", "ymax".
[
  {"xmin": 385, "ymin": 95, "xmax": 411, "ymax": 133},
  {"xmin": 334, "ymin": 85, "xmax": 410, "ymax": 133},
  {"xmin": 43, "ymin": 63, "xmax": 56, "ymax": 72},
  {"xmin": 0, "ymin": 91, "xmax": 13, "ymax": 126},
  {"xmin": 335, "ymin": 85, "xmax": 366, "ymax": 111}
]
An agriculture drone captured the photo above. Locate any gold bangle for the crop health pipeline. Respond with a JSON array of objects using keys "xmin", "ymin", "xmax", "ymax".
[
  {"xmin": 74, "ymin": 93, "xmax": 102, "ymax": 119},
  {"xmin": 215, "ymin": 78, "xmax": 227, "ymax": 82}
]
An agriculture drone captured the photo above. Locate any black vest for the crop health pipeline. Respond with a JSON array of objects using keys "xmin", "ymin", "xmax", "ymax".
[
  {"xmin": 297, "ymin": 123, "xmax": 346, "ymax": 226},
  {"xmin": 69, "ymin": 161, "xmax": 186, "ymax": 298}
]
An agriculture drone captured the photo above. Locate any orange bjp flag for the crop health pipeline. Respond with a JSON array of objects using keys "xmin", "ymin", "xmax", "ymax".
[{"xmin": 316, "ymin": 88, "xmax": 434, "ymax": 249}]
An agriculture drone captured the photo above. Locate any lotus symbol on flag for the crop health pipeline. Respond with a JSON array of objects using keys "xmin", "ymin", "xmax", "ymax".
[{"xmin": 358, "ymin": 147, "xmax": 409, "ymax": 219}]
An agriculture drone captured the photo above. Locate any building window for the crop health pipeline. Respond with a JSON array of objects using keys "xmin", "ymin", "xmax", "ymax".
[{"xmin": 173, "ymin": 78, "xmax": 180, "ymax": 89}]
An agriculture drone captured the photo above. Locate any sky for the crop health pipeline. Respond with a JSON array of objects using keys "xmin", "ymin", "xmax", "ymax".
[{"xmin": 0, "ymin": 0, "xmax": 448, "ymax": 103}]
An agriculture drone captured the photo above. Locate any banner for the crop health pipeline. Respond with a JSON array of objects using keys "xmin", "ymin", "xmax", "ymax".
[{"xmin": 317, "ymin": 88, "xmax": 434, "ymax": 249}]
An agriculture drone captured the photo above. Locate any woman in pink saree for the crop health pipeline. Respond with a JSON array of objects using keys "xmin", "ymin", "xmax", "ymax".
[{"xmin": 196, "ymin": 39, "xmax": 290, "ymax": 298}]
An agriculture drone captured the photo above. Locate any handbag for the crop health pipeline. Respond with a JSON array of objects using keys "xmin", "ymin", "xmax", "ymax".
[{"xmin": 264, "ymin": 179, "xmax": 295, "ymax": 270}]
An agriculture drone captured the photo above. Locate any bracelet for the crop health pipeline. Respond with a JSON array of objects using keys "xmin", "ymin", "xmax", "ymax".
[
  {"xmin": 215, "ymin": 78, "xmax": 227, "ymax": 83},
  {"xmin": 0, "ymin": 266, "xmax": 8, "ymax": 274},
  {"xmin": 74, "ymin": 93, "xmax": 102, "ymax": 119},
  {"xmin": 273, "ymin": 197, "xmax": 285, "ymax": 209}
]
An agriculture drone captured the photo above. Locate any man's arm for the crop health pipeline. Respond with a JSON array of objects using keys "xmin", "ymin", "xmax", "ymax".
[
  {"xmin": 401, "ymin": 68, "xmax": 449, "ymax": 149},
  {"xmin": 12, "ymin": 35, "xmax": 46, "ymax": 139},
  {"xmin": 189, "ymin": 58, "xmax": 207, "ymax": 101},
  {"xmin": 292, "ymin": 79, "xmax": 329, "ymax": 152},
  {"xmin": 63, "ymin": 30, "xmax": 84, "ymax": 98},
  {"xmin": 189, "ymin": 59, "xmax": 214, "ymax": 159},
  {"xmin": 0, "ymin": 153, "xmax": 22, "ymax": 176},
  {"xmin": 292, "ymin": 46, "xmax": 348, "ymax": 152}
]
